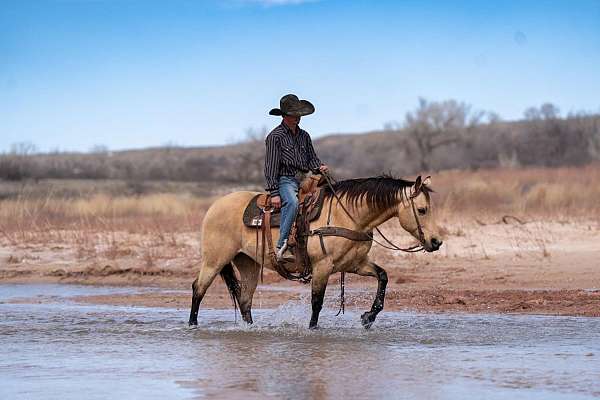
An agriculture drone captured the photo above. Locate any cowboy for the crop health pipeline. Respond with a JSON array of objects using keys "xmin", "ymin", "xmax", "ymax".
[{"xmin": 264, "ymin": 94, "xmax": 329, "ymax": 262}]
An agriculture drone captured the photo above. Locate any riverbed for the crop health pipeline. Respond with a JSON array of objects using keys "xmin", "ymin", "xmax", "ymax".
[{"xmin": 1, "ymin": 284, "xmax": 599, "ymax": 399}]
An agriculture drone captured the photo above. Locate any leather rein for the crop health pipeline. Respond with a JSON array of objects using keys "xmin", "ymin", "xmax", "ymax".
[
  {"xmin": 307, "ymin": 173, "xmax": 427, "ymax": 316},
  {"xmin": 310, "ymin": 173, "xmax": 426, "ymax": 253},
  {"xmin": 253, "ymin": 173, "xmax": 427, "ymax": 316}
]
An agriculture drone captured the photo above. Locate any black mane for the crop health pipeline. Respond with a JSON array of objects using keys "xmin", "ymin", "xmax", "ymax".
[{"xmin": 323, "ymin": 174, "xmax": 429, "ymax": 211}]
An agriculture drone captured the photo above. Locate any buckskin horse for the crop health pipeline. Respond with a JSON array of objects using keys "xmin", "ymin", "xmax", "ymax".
[{"xmin": 189, "ymin": 174, "xmax": 443, "ymax": 329}]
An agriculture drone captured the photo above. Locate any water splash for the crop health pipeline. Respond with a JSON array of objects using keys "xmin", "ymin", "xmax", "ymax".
[{"xmin": 2, "ymin": 284, "xmax": 600, "ymax": 400}]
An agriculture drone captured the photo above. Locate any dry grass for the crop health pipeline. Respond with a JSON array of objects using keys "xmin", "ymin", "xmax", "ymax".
[
  {"xmin": 1, "ymin": 165, "xmax": 598, "ymax": 240},
  {"xmin": 432, "ymin": 164, "xmax": 600, "ymax": 219},
  {"xmin": 0, "ymin": 193, "xmax": 210, "ymax": 272},
  {"xmin": 0, "ymin": 193, "xmax": 211, "ymax": 234},
  {"xmin": 0, "ymin": 166, "xmax": 598, "ymax": 278},
  {"xmin": 1, "ymin": 168, "xmax": 599, "ymax": 301}
]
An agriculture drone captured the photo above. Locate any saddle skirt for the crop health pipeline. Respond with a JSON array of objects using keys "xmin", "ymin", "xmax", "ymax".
[{"xmin": 242, "ymin": 188, "xmax": 327, "ymax": 227}]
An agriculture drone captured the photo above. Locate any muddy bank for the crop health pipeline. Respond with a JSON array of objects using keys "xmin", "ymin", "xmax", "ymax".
[
  {"xmin": 1, "ymin": 219, "xmax": 599, "ymax": 317},
  {"xmin": 8, "ymin": 279, "xmax": 598, "ymax": 318},
  {"xmin": 51, "ymin": 284, "xmax": 597, "ymax": 318}
]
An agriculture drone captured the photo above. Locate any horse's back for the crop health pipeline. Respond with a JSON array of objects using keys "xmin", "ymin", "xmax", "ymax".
[
  {"xmin": 204, "ymin": 191, "xmax": 258, "ymax": 225},
  {"xmin": 201, "ymin": 191, "xmax": 259, "ymax": 247}
]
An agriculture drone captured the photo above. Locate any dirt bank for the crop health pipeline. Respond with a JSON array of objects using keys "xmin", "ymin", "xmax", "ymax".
[{"xmin": 2, "ymin": 218, "xmax": 599, "ymax": 317}]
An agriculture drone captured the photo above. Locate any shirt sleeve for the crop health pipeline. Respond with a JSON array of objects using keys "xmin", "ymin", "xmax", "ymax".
[
  {"xmin": 305, "ymin": 133, "xmax": 322, "ymax": 171},
  {"xmin": 264, "ymin": 134, "xmax": 281, "ymax": 196}
]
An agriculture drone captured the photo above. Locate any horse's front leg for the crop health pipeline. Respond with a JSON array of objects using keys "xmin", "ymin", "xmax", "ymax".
[
  {"xmin": 353, "ymin": 261, "xmax": 388, "ymax": 329},
  {"xmin": 309, "ymin": 259, "xmax": 334, "ymax": 329}
]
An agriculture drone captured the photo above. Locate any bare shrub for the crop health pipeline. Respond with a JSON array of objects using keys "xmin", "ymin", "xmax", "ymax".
[
  {"xmin": 230, "ymin": 126, "xmax": 267, "ymax": 183},
  {"xmin": 403, "ymin": 98, "xmax": 489, "ymax": 172},
  {"xmin": 1, "ymin": 101, "xmax": 599, "ymax": 184},
  {"xmin": 0, "ymin": 142, "xmax": 39, "ymax": 181},
  {"xmin": 516, "ymin": 104, "xmax": 594, "ymax": 167}
]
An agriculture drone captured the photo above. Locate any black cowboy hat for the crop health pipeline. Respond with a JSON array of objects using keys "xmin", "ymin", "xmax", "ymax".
[{"xmin": 269, "ymin": 94, "xmax": 315, "ymax": 117}]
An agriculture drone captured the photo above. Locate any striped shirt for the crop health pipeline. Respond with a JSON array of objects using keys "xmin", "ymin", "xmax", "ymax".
[{"xmin": 264, "ymin": 123, "xmax": 322, "ymax": 196}]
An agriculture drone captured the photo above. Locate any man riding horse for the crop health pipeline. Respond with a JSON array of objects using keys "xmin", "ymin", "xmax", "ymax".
[
  {"xmin": 188, "ymin": 95, "xmax": 443, "ymax": 330},
  {"xmin": 265, "ymin": 94, "xmax": 329, "ymax": 262}
]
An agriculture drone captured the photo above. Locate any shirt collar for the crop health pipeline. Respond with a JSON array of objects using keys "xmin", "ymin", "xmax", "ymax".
[{"xmin": 281, "ymin": 122, "xmax": 300, "ymax": 135}]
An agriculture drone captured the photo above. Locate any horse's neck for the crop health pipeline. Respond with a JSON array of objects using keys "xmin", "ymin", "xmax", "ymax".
[{"xmin": 331, "ymin": 197, "xmax": 397, "ymax": 231}]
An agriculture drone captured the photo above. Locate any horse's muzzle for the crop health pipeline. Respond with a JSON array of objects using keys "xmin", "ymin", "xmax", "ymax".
[{"xmin": 426, "ymin": 237, "xmax": 443, "ymax": 252}]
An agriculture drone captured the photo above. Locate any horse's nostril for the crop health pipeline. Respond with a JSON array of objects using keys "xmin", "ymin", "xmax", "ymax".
[{"xmin": 431, "ymin": 238, "xmax": 442, "ymax": 248}]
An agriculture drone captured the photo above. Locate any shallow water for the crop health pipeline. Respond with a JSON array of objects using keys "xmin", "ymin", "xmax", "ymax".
[{"xmin": 1, "ymin": 284, "xmax": 599, "ymax": 399}]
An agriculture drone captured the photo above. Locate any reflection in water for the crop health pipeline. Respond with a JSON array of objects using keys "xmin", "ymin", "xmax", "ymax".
[{"xmin": 0, "ymin": 284, "xmax": 599, "ymax": 400}]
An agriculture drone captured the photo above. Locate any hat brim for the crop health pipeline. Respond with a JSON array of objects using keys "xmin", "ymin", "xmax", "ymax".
[{"xmin": 269, "ymin": 100, "xmax": 315, "ymax": 117}]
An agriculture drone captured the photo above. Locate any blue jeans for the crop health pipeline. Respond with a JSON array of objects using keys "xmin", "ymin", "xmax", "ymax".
[{"xmin": 277, "ymin": 175, "xmax": 299, "ymax": 248}]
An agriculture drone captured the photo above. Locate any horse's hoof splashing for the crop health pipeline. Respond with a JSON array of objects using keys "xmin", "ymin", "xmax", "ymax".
[
  {"xmin": 188, "ymin": 175, "xmax": 440, "ymax": 329},
  {"xmin": 361, "ymin": 311, "xmax": 376, "ymax": 329}
]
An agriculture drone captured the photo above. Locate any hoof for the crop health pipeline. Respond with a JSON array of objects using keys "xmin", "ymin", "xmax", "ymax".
[
  {"xmin": 360, "ymin": 312, "xmax": 374, "ymax": 329},
  {"xmin": 188, "ymin": 319, "xmax": 198, "ymax": 326},
  {"xmin": 241, "ymin": 312, "xmax": 253, "ymax": 325},
  {"xmin": 309, "ymin": 323, "xmax": 319, "ymax": 330}
]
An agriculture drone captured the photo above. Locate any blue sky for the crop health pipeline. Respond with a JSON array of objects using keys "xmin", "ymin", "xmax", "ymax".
[{"xmin": 1, "ymin": 0, "xmax": 599, "ymax": 152}]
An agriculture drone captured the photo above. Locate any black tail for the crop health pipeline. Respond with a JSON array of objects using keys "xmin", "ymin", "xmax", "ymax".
[{"xmin": 220, "ymin": 263, "xmax": 241, "ymax": 314}]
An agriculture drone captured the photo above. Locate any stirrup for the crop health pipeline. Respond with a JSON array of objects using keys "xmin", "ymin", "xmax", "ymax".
[{"xmin": 276, "ymin": 241, "xmax": 295, "ymax": 263}]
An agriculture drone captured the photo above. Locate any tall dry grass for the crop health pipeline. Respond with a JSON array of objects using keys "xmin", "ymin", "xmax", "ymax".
[
  {"xmin": 0, "ymin": 165, "xmax": 598, "ymax": 244},
  {"xmin": 0, "ymin": 193, "xmax": 211, "ymax": 236},
  {"xmin": 432, "ymin": 164, "xmax": 600, "ymax": 219},
  {"xmin": 0, "ymin": 193, "xmax": 212, "ymax": 269},
  {"xmin": 1, "ymin": 166, "xmax": 598, "ymax": 276}
]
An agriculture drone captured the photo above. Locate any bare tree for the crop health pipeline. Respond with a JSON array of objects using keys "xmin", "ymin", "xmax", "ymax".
[
  {"xmin": 2, "ymin": 105, "xmax": 599, "ymax": 184},
  {"xmin": 382, "ymin": 121, "xmax": 402, "ymax": 132},
  {"xmin": 10, "ymin": 142, "xmax": 37, "ymax": 156},
  {"xmin": 517, "ymin": 103, "xmax": 592, "ymax": 166},
  {"xmin": 404, "ymin": 98, "xmax": 483, "ymax": 171},
  {"xmin": 567, "ymin": 112, "xmax": 600, "ymax": 161},
  {"xmin": 524, "ymin": 102, "xmax": 560, "ymax": 120},
  {"xmin": 231, "ymin": 126, "xmax": 267, "ymax": 183},
  {"xmin": 0, "ymin": 142, "xmax": 39, "ymax": 181},
  {"xmin": 590, "ymin": 117, "xmax": 600, "ymax": 160},
  {"xmin": 89, "ymin": 144, "xmax": 109, "ymax": 154}
]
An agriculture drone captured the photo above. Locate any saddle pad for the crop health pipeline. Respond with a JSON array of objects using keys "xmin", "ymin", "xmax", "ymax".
[{"xmin": 242, "ymin": 189, "xmax": 327, "ymax": 228}]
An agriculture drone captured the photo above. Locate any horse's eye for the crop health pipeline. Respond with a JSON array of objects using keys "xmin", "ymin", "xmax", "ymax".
[{"xmin": 418, "ymin": 207, "xmax": 427, "ymax": 215}]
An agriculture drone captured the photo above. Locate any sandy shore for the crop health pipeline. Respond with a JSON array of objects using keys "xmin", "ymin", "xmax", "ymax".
[{"xmin": 2, "ymin": 218, "xmax": 599, "ymax": 317}]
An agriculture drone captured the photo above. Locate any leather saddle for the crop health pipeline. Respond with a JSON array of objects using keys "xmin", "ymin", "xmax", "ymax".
[
  {"xmin": 244, "ymin": 174, "xmax": 327, "ymax": 283},
  {"xmin": 243, "ymin": 175, "xmax": 327, "ymax": 227}
]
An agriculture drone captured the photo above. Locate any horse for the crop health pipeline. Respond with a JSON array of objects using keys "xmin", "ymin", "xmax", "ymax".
[{"xmin": 188, "ymin": 174, "xmax": 443, "ymax": 329}]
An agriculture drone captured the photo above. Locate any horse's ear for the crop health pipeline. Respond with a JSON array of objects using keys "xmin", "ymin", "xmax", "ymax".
[
  {"xmin": 411, "ymin": 175, "xmax": 423, "ymax": 198},
  {"xmin": 422, "ymin": 176, "xmax": 432, "ymax": 187}
]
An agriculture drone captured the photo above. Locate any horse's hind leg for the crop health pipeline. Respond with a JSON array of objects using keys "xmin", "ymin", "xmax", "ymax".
[
  {"xmin": 352, "ymin": 261, "xmax": 388, "ymax": 329},
  {"xmin": 189, "ymin": 262, "xmax": 224, "ymax": 326},
  {"xmin": 232, "ymin": 253, "xmax": 260, "ymax": 324}
]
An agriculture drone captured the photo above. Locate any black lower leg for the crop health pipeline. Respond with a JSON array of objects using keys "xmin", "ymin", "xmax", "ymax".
[
  {"xmin": 189, "ymin": 279, "xmax": 202, "ymax": 326},
  {"xmin": 361, "ymin": 265, "xmax": 388, "ymax": 329},
  {"xmin": 371, "ymin": 265, "xmax": 388, "ymax": 314},
  {"xmin": 309, "ymin": 287, "xmax": 326, "ymax": 329},
  {"xmin": 240, "ymin": 303, "xmax": 253, "ymax": 324}
]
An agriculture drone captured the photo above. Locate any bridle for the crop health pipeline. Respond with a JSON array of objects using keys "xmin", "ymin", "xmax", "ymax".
[
  {"xmin": 309, "ymin": 172, "xmax": 428, "ymax": 316},
  {"xmin": 317, "ymin": 173, "xmax": 427, "ymax": 253},
  {"xmin": 252, "ymin": 172, "xmax": 429, "ymax": 316}
]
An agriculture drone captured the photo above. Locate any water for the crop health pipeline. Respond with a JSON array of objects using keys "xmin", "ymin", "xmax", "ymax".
[{"xmin": 1, "ymin": 284, "xmax": 599, "ymax": 399}]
